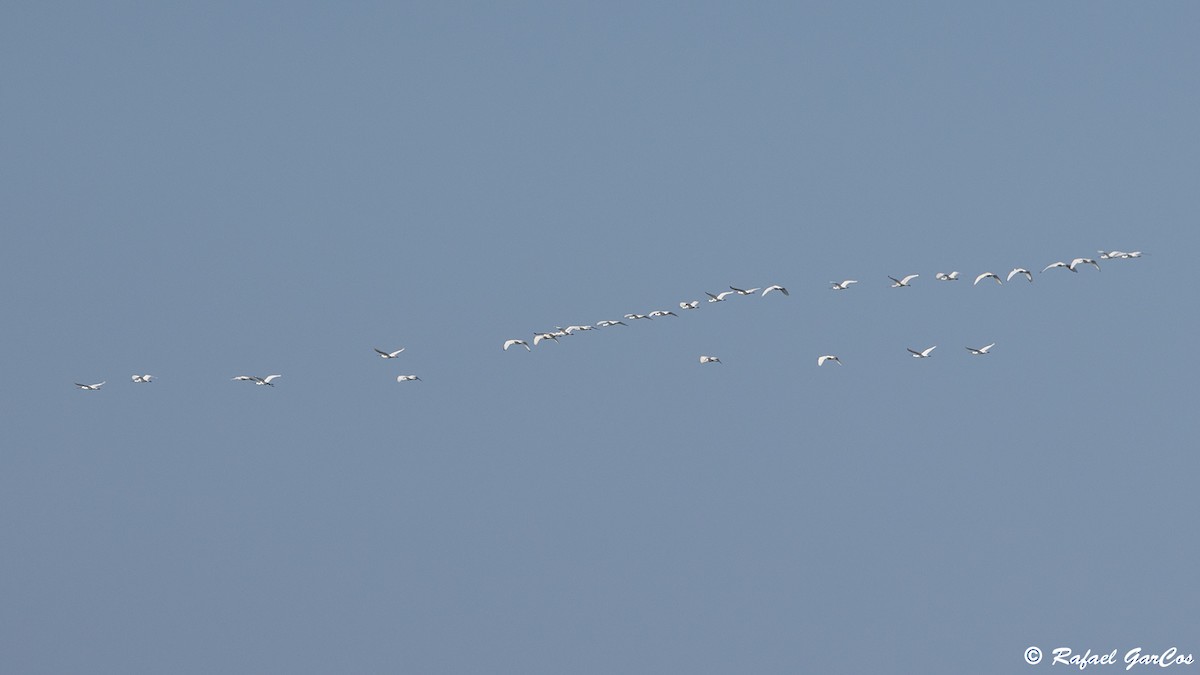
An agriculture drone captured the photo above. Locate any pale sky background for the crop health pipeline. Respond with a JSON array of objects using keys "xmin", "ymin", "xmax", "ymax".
[{"xmin": 2, "ymin": 2, "xmax": 1198, "ymax": 673}]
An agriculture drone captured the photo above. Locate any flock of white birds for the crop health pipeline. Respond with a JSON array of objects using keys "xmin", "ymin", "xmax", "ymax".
[
  {"xmin": 500, "ymin": 250, "xmax": 1141, "ymax": 369},
  {"xmin": 73, "ymin": 250, "xmax": 1142, "ymax": 390}
]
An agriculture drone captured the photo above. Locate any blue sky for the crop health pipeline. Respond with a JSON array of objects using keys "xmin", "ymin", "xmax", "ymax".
[{"xmin": 2, "ymin": 2, "xmax": 1197, "ymax": 673}]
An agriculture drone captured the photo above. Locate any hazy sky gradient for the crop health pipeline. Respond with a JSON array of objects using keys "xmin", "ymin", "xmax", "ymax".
[{"xmin": 2, "ymin": 2, "xmax": 1197, "ymax": 673}]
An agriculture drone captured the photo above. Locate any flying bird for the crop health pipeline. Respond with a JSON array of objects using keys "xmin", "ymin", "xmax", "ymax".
[
  {"xmin": 762, "ymin": 285, "xmax": 789, "ymax": 297},
  {"xmin": 532, "ymin": 332, "xmax": 559, "ymax": 346},
  {"xmin": 679, "ymin": 301, "xmax": 700, "ymax": 310},
  {"xmin": 233, "ymin": 374, "xmax": 281, "ymax": 386},
  {"xmin": 817, "ymin": 355, "xmax": 842, "ymax": 366},
  {"xmin": 907, "ymin": 346, "xmax": 937, "ymax": 358},
  {"xmin": 131, "ymin": 374, "xmax": 154, "ymax": 383},
  {"xmin": 890, "ymin": 274, "xmax": 919, "ymax": 288},
  {"xmin": 648, "ymin": 310, "xmax": 678, "ymax": 318},
  {"xmin": 935, "ymin": 272, "xmax": 960, "ymax": 281},
  {"xmin": 706, "ymin": 291, "xmax": 736, "ymax": 302},
  {"xmin": 595, "ymin": 320, "xmax": 627, "ymax": 327},
  {"xmin": 699, "ymin": 355, "xmax": 721, "ymax": 364},
  {"xmin": 75, "ymin": 381, "xmax": 105, "ymax": 390},
  {"xmin": 966, "ymin": 343, "xmax": 996, "ymax": 355},
  {"xmin": 974, "ymin": 272, "xmax": 1003, "ymax": 286},
  {"xmin": 503, "ymin": 339, "xmax": 530, "ymax": 351},
  {"xmin": 624, "ymin": 313, "xmax": 653, "ymax": 321},
  {"xmin": 830, "ymin": 280, "xmax": 858, "ymax": 290},
  {"xmin": 729, "ymin": 285, "xmax": 761, "ymax": 296},
  {"xmin": 1007, "ymin": 268, "xmax": 1033, "ymax": 282},
  {"xmin": 396, "ymin": 375, "xmax": 421, "ymax": 382},
  {"xmin": 374, "ymin": 347, "xmax": 406, "ymax": 359}
]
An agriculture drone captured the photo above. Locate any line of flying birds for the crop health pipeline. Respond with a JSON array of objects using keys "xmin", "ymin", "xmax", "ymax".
[
  {"xmin": 498, "ymin": 251, "xmax": 1142, "ymax": 368},
  {"xmin": 73, "ymin": 250, "xmax": 1142, "ymax": 390}
]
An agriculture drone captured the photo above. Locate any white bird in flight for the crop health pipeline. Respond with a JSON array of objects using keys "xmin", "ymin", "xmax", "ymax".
[
  {"xmin": 890, "ymin": 274, "xmax": 919, "ymax": 288},
  {"xmin": 817, "ymin": 355, "xmax": 842, "ymax": 366},
  {"xmin": 1007, "ymin": 268, "xmax": 1033, "ymax": 282},
  {"xmin": 908, "ymin": 346, "xmax": 937, "ymax": 358},
  {"xmin": 679, "ymin": 301, "xmax": 700, "ymax": 310},
  {"xmin": 233, "ymin": 374, "xmax": 281, "ymax": 386},
  {"xmin": 935, "ymin": 271, "xmax": 959, "ymax": 281},
  {"xmin": 131, "ymin": 374, "xmax": 154, "ymax": 383},
  {"xmin": 966, "ymin": 343, "xmax": 996, "ymax": 355},
  {"xmin": 503, "ymin": 339, "xmax": 530, "ymax": 351},
  {"xmin": 699, "ymin": 355, "xmax": 721, "ymax": 364},
  {"xmin": 624, "ymin": 313, "xmax": 653, "ymax": 321},
  {"xmin": 75, "ymin": 381, "xmax": 105, "ymax": 390},
  {"xmin": 830, "ymin": 280, "xmax": 858, "ymax": 290},
  {"xmin": 396, "ymin": 375, "xmax": 421, "ymax": 382},
  {"xmin": 762, "ymin": 285, "xmax": 789, "ymax": 297},
  {"xmin": 595, "ymin": 320, "xmax": 627, "ymax": 327},
  {"xmin": 706, "ymin": 290, "xmax": 736, "ymax": 302},
  {"xmin": 729, "ymin": 285, "xmax": 760, "ymax": 296},
  {"xmin": 374, "ymin": 347, "xmax": 405, "ymax": 359},
  {"xmin": 648, "ymin": 310, "xmax": 678, "ymax": 318},
  {"xmin": 532, "ymin": 332, "xmax": 559, "ymax": 346},
  {"xmin": 974, "ymin": 272, "xmax": 1002, "ymax": 286}
]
